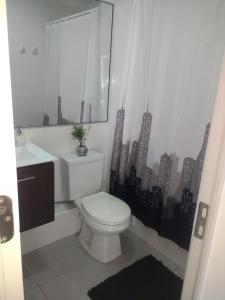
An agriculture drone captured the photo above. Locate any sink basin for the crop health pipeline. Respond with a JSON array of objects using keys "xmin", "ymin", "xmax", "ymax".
[{"xmin": 16, "ymin": 142, "xmax": 57, "ymax": 168}]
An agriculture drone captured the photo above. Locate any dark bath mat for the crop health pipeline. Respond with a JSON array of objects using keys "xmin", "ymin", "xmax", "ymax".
[{"xmin": 88, "ymin": 255, "xmax": 183, "ymax": 300}]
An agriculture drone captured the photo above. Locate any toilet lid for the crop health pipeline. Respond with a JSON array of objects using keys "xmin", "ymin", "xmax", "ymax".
[{"xmin": 81, "ymin": 192, "xmax": 131, "ymax": 226}]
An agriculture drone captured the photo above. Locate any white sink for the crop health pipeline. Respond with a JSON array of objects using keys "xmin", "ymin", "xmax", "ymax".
[{"xmin": 16, "ymin": 142, "xmax": 57, "ymax": 168}]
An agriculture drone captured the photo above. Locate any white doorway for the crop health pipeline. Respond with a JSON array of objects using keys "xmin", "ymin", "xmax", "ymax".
[{"xmin": 0, "ymin": 0, "xmax": 24, "ymax": 298}]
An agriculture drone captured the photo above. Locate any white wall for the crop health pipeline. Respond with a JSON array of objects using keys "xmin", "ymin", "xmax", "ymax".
[{"xmin": 23, "ymin": 123, "xmax": 109, "ymax": 203}]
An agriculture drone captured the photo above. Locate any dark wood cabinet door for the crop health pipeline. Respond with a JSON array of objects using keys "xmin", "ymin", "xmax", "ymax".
[{"xmin": 17, "ymin": 162, "xmax": 54, "ymax": 232}]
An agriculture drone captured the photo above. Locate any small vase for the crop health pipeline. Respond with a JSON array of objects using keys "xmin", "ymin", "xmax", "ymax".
[{"xmin": 76, "ymin": 142, "xmax": 88, "ymax": 156}]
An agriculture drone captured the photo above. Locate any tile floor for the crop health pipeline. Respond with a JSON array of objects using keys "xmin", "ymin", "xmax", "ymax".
[{"xmin": 22, "ymin": 230, "xmax": 184, "ymax": 300}]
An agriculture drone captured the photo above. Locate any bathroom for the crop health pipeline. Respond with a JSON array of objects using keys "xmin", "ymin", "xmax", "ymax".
[{"xmin": 1, "ymin": 0, "xmax": 225, "ymax": 299}]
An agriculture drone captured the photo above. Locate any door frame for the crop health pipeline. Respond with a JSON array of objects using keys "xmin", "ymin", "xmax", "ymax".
[
  {"xmin": 192, "ymin": 53, "xmax": 225, "ymax": 299},
  {"xmin": 0, "ymin": 246, "xmax": 6, "ymax": 300},
  {"xmin": 0, "ymin": 0, "xmax": 24, "ymax": 298},
  {"xmin": 181, "ymin": 52, "xmax": 225, "ymax": 299}
]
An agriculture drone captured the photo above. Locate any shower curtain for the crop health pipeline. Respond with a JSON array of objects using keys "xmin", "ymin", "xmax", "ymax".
[
  {"xmin": 44, "ymin": 7, "xmax": 101, "ymax": 124},
  {"xmin": 109, "ymin": 0, "xmax": 225, "ymax": 250}
]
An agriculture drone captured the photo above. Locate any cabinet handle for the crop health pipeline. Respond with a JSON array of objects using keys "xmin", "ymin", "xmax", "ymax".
[{"xmin": 17, "ymin": 176, "xmax": 36, "ymax": 183}]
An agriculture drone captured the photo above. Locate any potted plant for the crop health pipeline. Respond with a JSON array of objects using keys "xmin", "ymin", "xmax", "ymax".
[{"xmin": 71, "ymin": 125, "xmax": 90, "ymax": 156}]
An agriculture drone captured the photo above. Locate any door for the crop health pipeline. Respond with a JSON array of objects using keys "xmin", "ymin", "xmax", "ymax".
[
  {"xmin": 0, "ymin": 0, "xmax": 24, "ymax": 299},
  {"xmin": 181, "ymin": 53, "xmax": 225, "ymax": 299}
]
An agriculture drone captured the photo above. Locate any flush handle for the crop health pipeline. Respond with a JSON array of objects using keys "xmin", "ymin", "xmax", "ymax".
[
  {"xmin": 0, "ymin": 196, "xmax": 14, "ymax": 244},
  {"xmin": 194, "ymin": 202, "xmax": 209, "ymax": 240}
]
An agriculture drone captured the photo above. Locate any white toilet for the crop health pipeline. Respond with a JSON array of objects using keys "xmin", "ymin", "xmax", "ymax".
[{"xmin": 62, "ymin": 150, "xmax": 131, "ymax": 263}]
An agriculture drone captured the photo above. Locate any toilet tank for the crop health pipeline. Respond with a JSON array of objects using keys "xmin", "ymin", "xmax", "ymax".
[{"xmin": 62, "ymin": 151, "xmax": 104, "ymax": 200}]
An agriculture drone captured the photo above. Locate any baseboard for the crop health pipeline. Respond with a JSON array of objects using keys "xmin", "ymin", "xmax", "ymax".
[
  {"xmin": 21, "ymin": 207, "xmax": 81, "ymax": 255},
  {"xmin": 129, "ymin": 215, "xmax": 188, "ymax": 271}
]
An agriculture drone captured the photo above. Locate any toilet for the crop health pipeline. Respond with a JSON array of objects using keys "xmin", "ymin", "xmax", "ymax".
[{"xmin": 62, "ymin": 150, "xmax": 131, "ymax": 263}]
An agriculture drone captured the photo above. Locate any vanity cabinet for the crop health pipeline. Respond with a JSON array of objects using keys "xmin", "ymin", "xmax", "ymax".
[{"xmin": 17, "ymin": 162, "xmax": 54, "ymax": 232}]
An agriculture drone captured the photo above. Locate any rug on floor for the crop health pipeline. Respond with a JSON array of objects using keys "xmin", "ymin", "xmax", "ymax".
[{"xmin": 88, "ymin": 255, "xmax": 183, "ymax": 300}]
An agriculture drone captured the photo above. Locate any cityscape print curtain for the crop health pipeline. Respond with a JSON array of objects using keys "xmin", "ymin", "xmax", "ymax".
[
  {"xmin": 109, "ymin": 108, "xmax": 210, "ymax": 250},
  {"xmin": 109, "ymin": 0, "xmax": 225, "ymax": 250}
]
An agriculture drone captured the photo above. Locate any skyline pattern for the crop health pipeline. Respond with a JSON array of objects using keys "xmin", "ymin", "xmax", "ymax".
[
  {"xmin": 111, "ymin": 107, "xmax": 210, "ymax": 204},
  {"xmin": 111, "ymin": 108, "xmax": 125, "ymax": 177},
  {"xmin": 135, "ymin": 112, "xmax": 152, "ymax": 177},
  {"xmin": 110, "ymin": 107, "xmax": 211, "ymax": 250}
]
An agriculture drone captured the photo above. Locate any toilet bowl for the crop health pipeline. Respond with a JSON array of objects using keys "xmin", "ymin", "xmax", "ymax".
[
  {"xmin": 78, "ymin": 192, "xmax": 131, "ymax": 263},
  {"xmin": 62, "ymin": 151, "xmax": 131, "ymax": 263}
]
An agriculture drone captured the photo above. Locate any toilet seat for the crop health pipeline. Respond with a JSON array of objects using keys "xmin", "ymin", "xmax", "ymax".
[{"xmin": 81, "ymin": 192, "xmax": 131, "ymax": 226}]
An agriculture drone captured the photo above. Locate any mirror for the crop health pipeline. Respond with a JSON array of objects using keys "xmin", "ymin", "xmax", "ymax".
[{"xmin": 7, "ymin": 0, "xmax": 113, "ymax": 127}]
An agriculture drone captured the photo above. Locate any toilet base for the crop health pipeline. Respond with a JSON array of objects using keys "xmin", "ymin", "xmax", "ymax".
[{"xmin": 78, "ymin": 222, "xmax": 122, "ymax": 263}]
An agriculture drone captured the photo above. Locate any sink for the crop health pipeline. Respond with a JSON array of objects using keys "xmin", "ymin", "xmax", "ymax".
[
  {"xmin": 16, "ymin": 142, "xmax": 57, "ymax": 168},
  {"xmin": 16, "ymin": 146, "xmax": 36, "ymax": 161}
]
